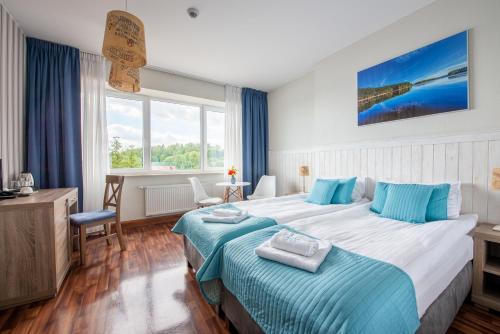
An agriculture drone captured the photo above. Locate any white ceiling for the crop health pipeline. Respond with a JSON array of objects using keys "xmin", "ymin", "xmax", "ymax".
[{"xmin": 5, "ymin": 0, "xmax": 435, "ymax": 91}]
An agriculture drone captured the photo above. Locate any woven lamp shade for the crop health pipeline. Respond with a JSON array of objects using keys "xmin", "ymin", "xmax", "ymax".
[
  {"xmin": 102, "ymin": 10, "xmax": 146, "ymax": 68},
  {"xmin": 109, "ymin": 62, "xmax": 140, "ymax": 93},
  {"xmin": 299, "ymin": 166, "xmax": 310, "ymax": 176}
]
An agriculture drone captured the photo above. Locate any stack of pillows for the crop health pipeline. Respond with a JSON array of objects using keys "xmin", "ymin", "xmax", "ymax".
[
  {"xmin": 370, "ymin": 181, "xmax": 462, "ymax": 224},
  {"xmin": 306, "ymin": 177, "xmax": 361, "ymax": 205}
]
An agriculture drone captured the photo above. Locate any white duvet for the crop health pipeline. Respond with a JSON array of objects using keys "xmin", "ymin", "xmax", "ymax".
[
  {"xmin": 288, "ymin": 203, "xmax": 478, "ymax": 317},
  {"xmin": 232, "ymin": 193, "xmax": 368, "ymax": 224}
]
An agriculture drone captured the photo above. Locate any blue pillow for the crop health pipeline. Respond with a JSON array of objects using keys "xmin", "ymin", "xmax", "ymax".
[
  {"xmin": 381, "ymin": 184, "xmax": 434, "ymax": 224},
  {"xmin": 306, "ymin": 179, "xmax": 339, "ymax": 205},
  {"xmin": 370, "ymin": 182, "xmax": 390, "ymax": 213},
  {"xmin": 331, "ymin": 177, "xmax": 357, "ymax": 204},
  {"xmin": 426, "ymin": 183, "xmax": 450, "ymax": 221}
]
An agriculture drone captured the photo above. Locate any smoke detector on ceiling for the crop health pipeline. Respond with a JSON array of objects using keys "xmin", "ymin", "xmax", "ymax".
[{"xmin": 187, "ymin": 7, "xmax": 199, "ymax": 19}]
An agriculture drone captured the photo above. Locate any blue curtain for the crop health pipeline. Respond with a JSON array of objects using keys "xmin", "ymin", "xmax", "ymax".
[
  {"xmin": 26, "ymin": 38, "xmax": 83, "ymax": 208},
  {"xmin": 242, "ymin": 88, "xmax": 268, "ymax": 197}
]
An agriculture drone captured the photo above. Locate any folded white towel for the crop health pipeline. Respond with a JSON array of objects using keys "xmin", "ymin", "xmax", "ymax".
[
  {"xmin": 255, "ymin": 239, "xmax": 332, "ymax": 273},
  {"xmin": 213, "ymin": 208, "xmax": 243, "ymax": 217},
  {"xmin": 270, "ymin": 229, "xmax": 319, "ymax": 257},
  {"xmin": 202, "ymin": 213, "xmax": 249, "ymax": 224}
]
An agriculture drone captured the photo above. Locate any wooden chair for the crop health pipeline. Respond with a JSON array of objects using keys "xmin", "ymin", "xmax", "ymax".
[{"xmin": 70, "ymin": 175, "xmax": 126, "ymax": 266}]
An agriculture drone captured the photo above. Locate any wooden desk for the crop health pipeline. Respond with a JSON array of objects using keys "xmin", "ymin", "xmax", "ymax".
[{"xmin": 0, "ymin": 188, "xmax": 78, "ymax": 310}]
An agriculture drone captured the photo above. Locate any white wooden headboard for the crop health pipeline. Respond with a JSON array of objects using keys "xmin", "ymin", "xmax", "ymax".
[{"xmin": 269, "ymin": 131, "xmax": 500, "ymax": 223}]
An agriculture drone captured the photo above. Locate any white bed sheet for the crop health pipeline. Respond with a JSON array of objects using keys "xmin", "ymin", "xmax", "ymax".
[
  {"xmin": 288, "ymin": 203, "xmax": 477, "ymax": 317},
  {"xmin": 409, "ymin": 234, "xmax": 472, "ymax": 317},
  {"xmin": 232, "ymin": 194, "xmax": 369, "ymax": 224}
]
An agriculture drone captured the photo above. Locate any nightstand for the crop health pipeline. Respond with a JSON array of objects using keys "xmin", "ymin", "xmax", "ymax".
[{"xmin": 472, "ymin": 223, "xmax": 500, "ymax": 311}]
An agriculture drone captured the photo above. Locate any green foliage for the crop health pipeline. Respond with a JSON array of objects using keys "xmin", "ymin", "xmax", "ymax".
[
  {"xmin": 207, "ymin": 144, "xmax": 224, "ymax": 168},
  {"xmin": 151, "ymin": 143, "xmax": 200, "ymax": 170},
  {"xmin": 110, "ymin": 137, "xmax": 143, "ymax": 168},
  {"xmin": 109, "ymin": 137, "xmax": 224, "ymax": 170}
]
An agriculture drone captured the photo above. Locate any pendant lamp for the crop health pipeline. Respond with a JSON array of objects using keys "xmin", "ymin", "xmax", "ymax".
[
  {"xmin": 108, "ymin": 62, "xmax": 140, "ymax": 93},
  {"xmin": 102, "ymin": 7, "xmax": 146, "ymax": 68}
]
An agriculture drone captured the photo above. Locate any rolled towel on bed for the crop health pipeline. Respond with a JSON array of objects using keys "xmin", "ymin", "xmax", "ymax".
[
  {"xmin": 202, "ymin": 212, "xmax": 249, "ymax": 224},
  {"xmin": 213, "ymin": 208, "xmax": 243, "ymax": 217},
  {"xmin": 270, "ymin": 229, "xmax": 319, "ymax": 257},
  {"xmin": 255, "ymin": 239, "xmax": 332, "ymax": 273}
]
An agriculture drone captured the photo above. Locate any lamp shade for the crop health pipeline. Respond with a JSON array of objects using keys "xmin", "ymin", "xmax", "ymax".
[
  {"xmin": 102, "ymin": 10, "xmax": 146, "ymax": 68},
  {"xmin": 109, "ymin": 62, "xmax": 140, "ymax": 93},
  {"xmin": 492, "ymin": 168, "xmax": 500, "ymax": 190},
  {"xmin": 299, "ymin": 166, "xmax": 310, "ymax": 176}
]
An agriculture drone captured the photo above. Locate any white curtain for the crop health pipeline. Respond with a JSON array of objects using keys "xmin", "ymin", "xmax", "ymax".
[
  {"xmin": 224, "ymin": 85, "xmax": 243, "ymax": 180},
  {"xmin": 0, "ymin": 4, "xmax": 25, "ymax": 188},
  {"xmin": 80, "ymin": 52, "xmax": 108, "ymax": 211}
]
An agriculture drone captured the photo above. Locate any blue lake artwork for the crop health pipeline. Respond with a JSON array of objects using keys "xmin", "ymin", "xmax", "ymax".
[{"xmin": 357, "ymin": 31, "xmax": 468, "ymax": 126}]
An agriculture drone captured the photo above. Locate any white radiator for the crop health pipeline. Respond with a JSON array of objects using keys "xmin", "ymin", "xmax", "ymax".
[{"xmin": 141, "ymin": 183, "xmax": 218, "ymax": 216}]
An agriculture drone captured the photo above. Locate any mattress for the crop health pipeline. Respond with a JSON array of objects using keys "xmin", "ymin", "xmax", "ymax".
[
  {"xmin": 233, "ymin": 193, "xmax": 369, "ymax": 224},
  {"xmin": 288, "ymin": 203, "xmax": 477, "ymax": 317},
  {"xmin": 410, "ymin": 234, "xmax": 472, "ymax": 317}
]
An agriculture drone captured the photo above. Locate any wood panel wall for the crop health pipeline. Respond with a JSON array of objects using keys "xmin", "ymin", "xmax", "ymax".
[{"xmin": 269, "ymin": 131, "xmax": 500, "ymax": 223}]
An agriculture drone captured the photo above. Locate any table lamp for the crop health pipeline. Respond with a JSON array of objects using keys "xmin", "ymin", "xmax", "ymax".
[{"xmin": 299, "ymin": 166, "xmax": 309, "ymax": 193}]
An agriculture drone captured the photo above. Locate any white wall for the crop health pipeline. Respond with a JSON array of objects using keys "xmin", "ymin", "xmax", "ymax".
[
  {"xmin": 141, "ymin": 67, "xmax": 225, "ymax": 102},
  {"xmin": 118, "ymin": 69, "xmax": 226, "ymax": 222},
  {"xmin": 268, "ymin": 0, "xmax": 500, "ymax": 151}
]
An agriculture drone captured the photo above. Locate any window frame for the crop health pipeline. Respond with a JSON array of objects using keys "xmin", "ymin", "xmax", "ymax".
[
  {"xmin": 106, "ymin": 90, "xmax": 225, "ymax": 175},
  {"xmin": 203, "ymin": 106, "xmax": 225, "ymax": 172},
  {"xmin": 106, "ymin": 90, "xmax": 148, "ymax": 173}
]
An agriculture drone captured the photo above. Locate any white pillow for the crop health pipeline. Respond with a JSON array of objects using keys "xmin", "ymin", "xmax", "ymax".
[
  {"xmin": 351, "ymin": 177, "xmax": 366, "ymax": 202},
  {"xmin": 378, "ymin": 179, "xmax": 462, "ymax": 219},
  {"xmin": 446, "ymin": 182, "xmax": 462, "ymax": 219},
  {"xmin": 318, "ymin": 176, "xmax": 366, "ymax": 202}
]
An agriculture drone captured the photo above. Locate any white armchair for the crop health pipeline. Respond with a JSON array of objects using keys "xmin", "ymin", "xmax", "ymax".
[
  {"xmin": 188, "ymin": 177, "xmax": 223, "ymax": 208},
  {"xmin": 247, "ymin": 175, "xmax": 276, "ymax": 200}
]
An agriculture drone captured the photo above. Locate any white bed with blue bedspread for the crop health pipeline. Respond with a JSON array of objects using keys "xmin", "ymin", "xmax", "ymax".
[{"xmin": 198, "ymin": 202, "xmax": 477, "ymax": 333}]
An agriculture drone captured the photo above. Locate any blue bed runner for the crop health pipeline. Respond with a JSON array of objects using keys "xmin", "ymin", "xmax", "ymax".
[{"xmin": 199, "ymin": 225, "xmax": 420, "ymax": 334}]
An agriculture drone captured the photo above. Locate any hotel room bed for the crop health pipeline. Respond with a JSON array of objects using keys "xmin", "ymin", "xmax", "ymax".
[
  {"xmin": 199, "ymin": 203, "xmax": 477, "ymax": 334},
  {"xmin": 174, "ymin": 193, "xmax": 369, "ymax": 272}
]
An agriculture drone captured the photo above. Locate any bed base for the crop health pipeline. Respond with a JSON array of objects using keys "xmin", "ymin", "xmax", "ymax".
[
  {"xmin": 183, "ymin": 235, "xmax": 205, "ymax": 272},
  {"xmin": 183, "ymin": 235, "xmax": 225, "ymax": 317},
  {"xmin": 220, "ymin": 262, "xmax": 473, "ymax": 334}
]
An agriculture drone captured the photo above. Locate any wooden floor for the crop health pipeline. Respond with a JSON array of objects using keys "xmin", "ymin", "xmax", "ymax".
[{"xmin": 1, "ymin": 223, "xmax": 499, "ymax": 334}]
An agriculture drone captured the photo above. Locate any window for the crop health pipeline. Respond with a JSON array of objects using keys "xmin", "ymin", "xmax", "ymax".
[
  {"xmin": 106, "ymin": 91, "xmax": 224, "ymax": 173},
  {"xmin": 150, "ymin": 100, "xmax": 200, "ymax": 171},
  {"xmin": 205, "ymin": 108, "xmax": 225, "ymax": 169},
  {"xmin": 107, "ymin": 95, "xmax": 144, "ymax": 169}
]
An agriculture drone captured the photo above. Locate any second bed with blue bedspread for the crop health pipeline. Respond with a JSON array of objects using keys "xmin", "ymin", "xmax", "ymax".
[{"xmin": 199, "ymin": 225, "xmax": 420, "ymax": 334}]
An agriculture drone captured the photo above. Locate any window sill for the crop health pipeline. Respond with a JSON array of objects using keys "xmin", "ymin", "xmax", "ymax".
[{"xmin": 111, "ymin": 170, "xmax": 224, "ymax": 177}]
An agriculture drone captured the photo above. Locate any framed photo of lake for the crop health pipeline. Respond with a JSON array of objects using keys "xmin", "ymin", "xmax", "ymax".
[{"xmin": 357, "ymin": 30, "xmax": 469, "ymax": 126}]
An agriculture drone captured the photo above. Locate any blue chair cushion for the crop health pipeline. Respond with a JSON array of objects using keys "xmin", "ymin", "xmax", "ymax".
[{"xmin": 70, "ymin": 210, "xmax": 116, "ymax": 225}]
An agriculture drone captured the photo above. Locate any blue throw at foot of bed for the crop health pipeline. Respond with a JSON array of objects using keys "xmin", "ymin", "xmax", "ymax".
[
  {"xmin": 199, "ymin": 225, "xmax": 420, "ymax": 334},
  {"xmin": 171, "ymin": 203, "xmax": 277, "ymax": 269}
]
